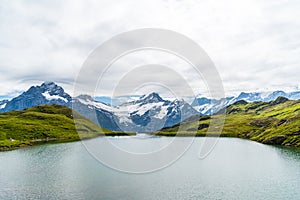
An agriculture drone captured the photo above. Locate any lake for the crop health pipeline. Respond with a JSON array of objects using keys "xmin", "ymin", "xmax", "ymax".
[{"xmin": 0, "ymin": 137, "xmax": 300, "ymax": 200}]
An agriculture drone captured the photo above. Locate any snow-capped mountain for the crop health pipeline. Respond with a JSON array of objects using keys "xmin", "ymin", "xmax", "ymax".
[
  {"xmin": 234, "ymin": 92, "xmax": 263, "ymax": 102},
  {"xmin": 72, "ymin": 95, "xmax": 121, "ymax": 131},
  {"xmin": 288, "ymin": 91, "xmax": 300, "ymax": 100},
  {"xmin": 192, "ymin": 90, "xmax": 300, "ymax": 115},
  {"xmin": 113, "ymin": 93, "xmax": 199, "ymax": 132},
  {"xmin": 0, "ymin": 82, "xmax": 72, "ymax": 113},
  {"xmin": 191, "ymin": 97, "xmax": 235, "ymax": 115},
  {"xmin": 74, "ymin": 92, "xmax": 199, "ymax": 132},
  {"xmin": 232, "ymin": 91, "xmax": 300, "ymax": 102}
]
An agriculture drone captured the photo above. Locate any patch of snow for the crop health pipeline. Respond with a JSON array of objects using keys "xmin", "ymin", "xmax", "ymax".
[
  {"xmin": 42, "ymin": 91, "xmax": 68, "ymax": 103},
  {"xmin": 130, "ymin": 102, "xmax": 165, "ymax": 116},
  {"xmin": 118, "ymin": 115, "xmax": 132, "ymax": 124},
  {"xmin": 154, "ymin": 105, "xmax": 168, "ymax": 119},
  {"xmin": 93, "ymin": 101, "xmax": 113, "ymax": 111},
  {"xmin": 77, "ymin": 98, "xmax": 113, "ymax": 111},
  {"xmin": 0, "ymin": 103, "xmax": 6, "ymax": 109}
]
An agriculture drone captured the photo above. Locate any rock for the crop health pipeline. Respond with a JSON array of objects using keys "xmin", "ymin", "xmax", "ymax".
[
  {"xmin": 198, "ymin": 124, "xmax": 209, "ymax": 130},
  {"xmin": 263, "ymin": 136, "xmax": 287, "ymax": 145},
  {"xmin": 269, "ymin": 96, "xmax": 289, "ymax": 106},
  {"xmin": 276, "ymin": 119, "xmax": 287, "ymax": 126},
  {"xmin": 200, "ymin": 116, "xmax": 211, "ymax": 121}
]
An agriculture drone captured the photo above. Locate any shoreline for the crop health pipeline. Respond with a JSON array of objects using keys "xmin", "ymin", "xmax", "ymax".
[
  {"xmin": 154, "ymin": 132, "xmax": 300, "ymax": 148},
  {"xmin": 0, "ymin": 132, "xmax": 136, "ymax": 152},
  {"xmin": 1, "ymin": 132, "xmax": 299, "ymax": 152}
]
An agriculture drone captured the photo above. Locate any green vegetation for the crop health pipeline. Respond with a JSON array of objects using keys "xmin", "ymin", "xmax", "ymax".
[
  {"xmin": 0, "ymin": 104, "xmax": 134, "ymax": 151},
  {"xmin": 156, "ymin": 97, "xmax": 300, "ymax": 148}
]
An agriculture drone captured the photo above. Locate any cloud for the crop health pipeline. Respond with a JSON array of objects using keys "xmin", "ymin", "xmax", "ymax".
[{"xmin": 0, "ymin": 0, "xmax": 299, "ymax": 97}]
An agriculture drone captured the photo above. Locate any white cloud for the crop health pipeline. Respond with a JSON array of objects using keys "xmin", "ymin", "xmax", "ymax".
[{"xmin": 0, "ymin": 0, "xmax": 299, "ymax": 97}]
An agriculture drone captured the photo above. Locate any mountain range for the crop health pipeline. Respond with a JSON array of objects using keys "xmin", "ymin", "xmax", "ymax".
[
  {"xmin": 192, "ymin": 91, "xmax": 300, "ymax": 115},
  {"xmin": 72, "ymin": 92, "xmax": 198, "ymax": 132},
  {"xmin": 1, "ymin": 82, "xmax": 300, "ymax": 132},
  {"xmin": 158, "ymin": 96, "xmax": 300, "ymax": 148},
  {"xmin": 0, "ymin": 82, "xmax": 198, "ymax": 132}
]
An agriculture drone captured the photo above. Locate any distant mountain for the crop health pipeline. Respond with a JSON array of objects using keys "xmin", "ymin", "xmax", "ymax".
[
  {"xmin": 288, "ymin": 91, "xmax": 300, "ymax": 100},
  {"xmin": 192, "ymin": 91, "xmax": 300, "ymax": 115},
  {"xmin": 0, "ymin": 82, "xmax": 71, "ymax": 113},
  {"xmin": 74, "ymin": 92, "xmax": 199, "ymax": 132},
  {"xmin": 113, "ymin": 92, "xmax": 199, "ymax": 132},
  {"xmin": 72, "ymin": 95, "xmax": 121, "ymax": 131},
  {"xmin": 191, "ymin": 97, "xmax": 235, "ymax": 115},
  {"xmin": 234, "ymin": 92, "xmax": 263, "ymax": 102},
  {"xmin": 232, "ymin": 91, "xmax": 300, "ymax": 102}
]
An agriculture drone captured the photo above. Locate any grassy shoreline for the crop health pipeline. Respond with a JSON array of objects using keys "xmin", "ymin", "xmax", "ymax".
[
  {"xmin": 0, "ymin": 132, "xmax": 135, "ymax": 152},
  {"xmin": 154, "ymin": 132, "xmax": 296, "ymax": 147},
  {"xmin": 2, "ymin": 131, "xmax": 299, "ymax": 152}
]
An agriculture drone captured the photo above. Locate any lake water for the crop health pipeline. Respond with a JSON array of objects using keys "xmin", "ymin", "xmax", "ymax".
[{"xmin": 0, "ymin": 137, "xmax": 300, "ymax": 200}]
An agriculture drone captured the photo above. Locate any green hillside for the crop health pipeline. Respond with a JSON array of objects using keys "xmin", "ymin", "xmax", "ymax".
[
  {"xmin": 0, "ymin": 104, "xmax": 133, "ymax": 151},
  {"xmin": 156, "ymin": 97, "xmax": 300, "ymax": 148}
]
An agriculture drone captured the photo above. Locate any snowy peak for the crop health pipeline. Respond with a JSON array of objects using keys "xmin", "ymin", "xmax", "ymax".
[
  {"xmin": 111, "ymin": 93, "xmax": 199, "ymax": 132},
  {"xmin": 39, "ymin": 82, "xmax": 71, "ymax": 100},
  {"xmin": 137, "ymin": 92, "xmax": 165, "ymax": 104},
  {"xmin": 41, "ymin": 81, "xmax": 63, "ymax": 93},
  {"xmin": 24, "ymin": 82, "xmax": 69, "ymax": 98},
  {"xmin": 41, "ymin": 81, "xmax": 57, "ymax": 89},
  {"xmin": 0, "ymin": 82, "xmax": 72, "ymax": 112}
]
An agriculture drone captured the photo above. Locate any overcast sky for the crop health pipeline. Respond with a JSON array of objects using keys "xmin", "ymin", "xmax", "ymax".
[{"xmin": 0, "ymin": 0, "xmax": 300, "ymax": 99}]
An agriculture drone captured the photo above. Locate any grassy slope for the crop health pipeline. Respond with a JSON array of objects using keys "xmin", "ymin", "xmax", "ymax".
[
  {"xmin": 156, "ymin": 97, "xmax": 300, "ymax": 148},
  {"xmin": 0, "ymin": 104, "xmax": 133, "ymax": 151}
]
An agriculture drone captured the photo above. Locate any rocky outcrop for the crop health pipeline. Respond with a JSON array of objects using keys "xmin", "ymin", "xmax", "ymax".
[
  {"xmin": 263, "ymin": 136, "xmax": 287, "ymax": 145},
  {"xmin": 269, "ymin": 96, "xmax": 289, "ymax": 106}
]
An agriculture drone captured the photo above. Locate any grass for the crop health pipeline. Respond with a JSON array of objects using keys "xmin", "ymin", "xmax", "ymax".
[
  {"xmin": 156, "ymin": 98, "xmax": 300, "ymax": 148},
  {"xmin": 0, "ymin": 104, "xmax": 134, "ymax": 151}
]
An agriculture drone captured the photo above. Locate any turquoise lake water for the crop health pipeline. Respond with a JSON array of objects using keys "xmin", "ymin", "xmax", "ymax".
[{"xmin": 0, "ymin": 137, "xmax": 300, "ymax": 200}]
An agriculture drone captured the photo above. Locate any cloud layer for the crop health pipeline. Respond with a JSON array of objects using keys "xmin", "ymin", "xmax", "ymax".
[{"xmin": 0, "ymin": 0, "xmax": 299, "ymax": 98}]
